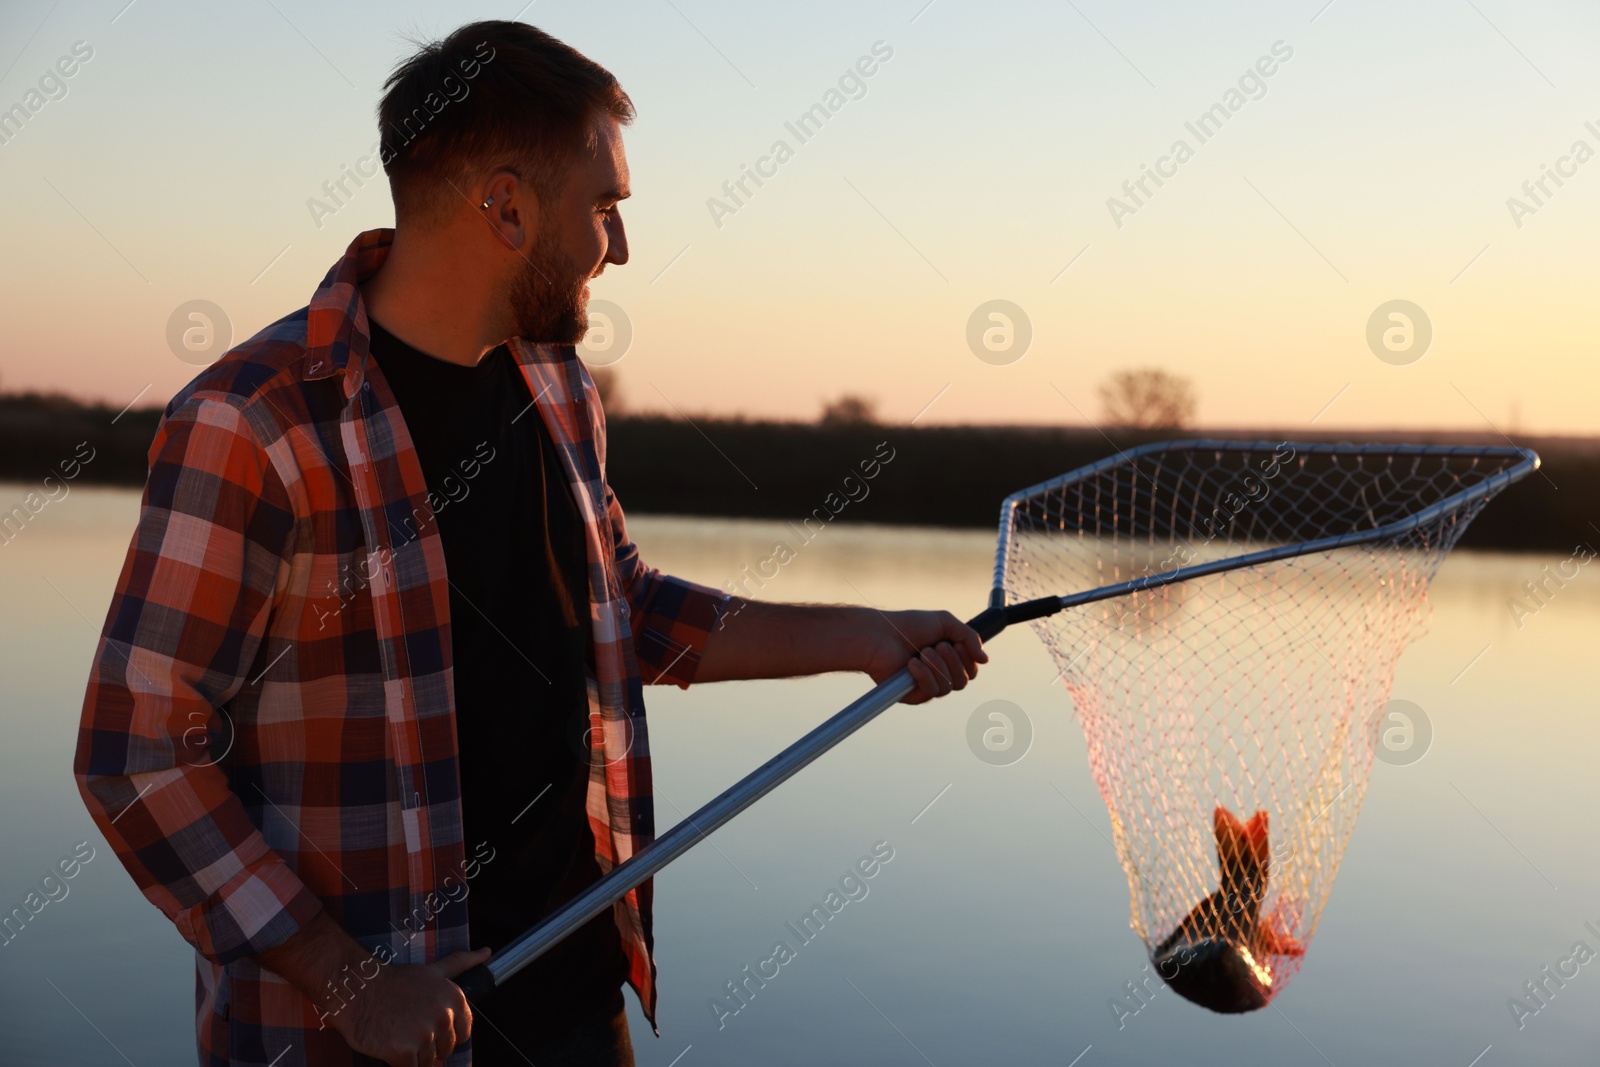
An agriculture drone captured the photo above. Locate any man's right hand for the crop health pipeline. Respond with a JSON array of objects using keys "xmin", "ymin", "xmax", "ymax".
[
  {"xmin": 329, "ymin": 947, "xmax": 490, "ymax": 1066},
  {"xmin": 256, "ymin": 909, "xmax": 491, "ymax": 1066}
]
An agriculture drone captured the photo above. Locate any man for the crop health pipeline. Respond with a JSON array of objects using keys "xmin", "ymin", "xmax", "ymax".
[{"xmin": 74, "ymin": 20, "xmax": 984, "ymax": 1067}]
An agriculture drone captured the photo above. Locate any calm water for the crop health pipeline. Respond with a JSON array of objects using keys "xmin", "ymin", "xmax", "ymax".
[{"xmin": 2, "ymin": 484, "xmax": 1597, "ymax": 1066}]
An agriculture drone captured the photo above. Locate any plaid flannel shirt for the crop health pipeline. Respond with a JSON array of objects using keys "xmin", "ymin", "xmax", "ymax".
[{"xmin": 73, "ymin": 229, "xmax": 727, "ymax": 1066}]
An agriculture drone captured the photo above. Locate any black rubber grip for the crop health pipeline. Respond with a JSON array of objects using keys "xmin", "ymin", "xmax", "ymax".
[
  {"xmin": 966, "ymin": 606, "xmax": 1009, "ymax": 642},
  {"xmin": 455, "ymin": 962, "xmax": 497, "ymax": 1003}
]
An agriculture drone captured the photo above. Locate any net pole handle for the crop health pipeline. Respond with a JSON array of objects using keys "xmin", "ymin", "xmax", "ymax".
[{"xmin": 463, "ymin": 664, "xmax": 924, "ymax": 998}]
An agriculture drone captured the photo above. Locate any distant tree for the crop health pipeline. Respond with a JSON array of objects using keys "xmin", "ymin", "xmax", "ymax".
[
  {"xmin": 1098, "ymin": 368, "xmax": 1196, "ymax": 429},
  {"xmin": 819, "ymin": 395, "xmax": 878, "ymax": 426},
  {"xmin": 590, "ymin": 368, "xmax": 623, "ymax": 413}
]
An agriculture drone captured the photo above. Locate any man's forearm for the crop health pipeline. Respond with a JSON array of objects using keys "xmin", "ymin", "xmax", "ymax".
[
  {"xmin": 695, "ymin": 599, "xmax": 987, "ymax": 702},
  {"xmin": 696, "ymin": 602, "xmax": 877, "ymax": 682}
]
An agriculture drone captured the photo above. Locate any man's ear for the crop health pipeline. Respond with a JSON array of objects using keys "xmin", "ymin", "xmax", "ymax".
[{"xmin": 476, "ymin": 169, "xmax": 539, "ymax": 253}]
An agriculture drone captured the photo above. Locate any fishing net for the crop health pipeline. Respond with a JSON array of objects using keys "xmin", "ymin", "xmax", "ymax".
[{"xmin": 999, "ymin": 441, "xmax": 1529, "ymax": 1011}]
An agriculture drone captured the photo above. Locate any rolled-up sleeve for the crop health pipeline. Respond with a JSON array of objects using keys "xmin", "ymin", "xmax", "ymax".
[
  {"xmin": 604, "ymin": 483, "xmax": 729, "ymax": 689},
  {"xmin": 73, "ymin": 397, "xmax": 323, "ymax": 965}
]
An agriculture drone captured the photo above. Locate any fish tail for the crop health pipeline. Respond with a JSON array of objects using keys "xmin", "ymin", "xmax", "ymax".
[{"xmin": 1214, "ymin": 805, "xmax": 1270, "ymax": 902}]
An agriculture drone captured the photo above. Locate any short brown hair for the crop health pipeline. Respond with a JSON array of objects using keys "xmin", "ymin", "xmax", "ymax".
[{"xmin": 377, "ymin": 21, "xmax": 634, "ymax": 227}]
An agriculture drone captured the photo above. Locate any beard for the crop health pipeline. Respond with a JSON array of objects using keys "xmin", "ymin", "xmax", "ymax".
[{"xmin": 506, "ymin": 228, "xmax": 591, "ymax": 344}]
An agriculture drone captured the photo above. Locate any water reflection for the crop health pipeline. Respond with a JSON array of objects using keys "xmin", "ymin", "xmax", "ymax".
[{"xmin": 1, "ymin": 494, "xmax": 1596, "ymax": 1064}]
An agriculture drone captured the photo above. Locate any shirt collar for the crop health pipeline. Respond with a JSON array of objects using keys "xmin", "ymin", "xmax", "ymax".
[
  {"xmin": 304, "ymin": 229, "xmax": 394, "ymax": 395},
  {"xmin": 306, "ymin": 228, "xmax": 582, "ymax": 392}
]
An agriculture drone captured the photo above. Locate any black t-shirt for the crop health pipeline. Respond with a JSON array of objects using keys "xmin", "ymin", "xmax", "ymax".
[{"xmin": 365, "ymin": 318, "xmax": 628, "ymax": 1037}]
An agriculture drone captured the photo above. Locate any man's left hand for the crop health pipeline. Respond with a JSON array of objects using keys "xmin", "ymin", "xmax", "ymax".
[{"xmin": 860, "ymin": 610, "xmax": 988, "ymax": 704}]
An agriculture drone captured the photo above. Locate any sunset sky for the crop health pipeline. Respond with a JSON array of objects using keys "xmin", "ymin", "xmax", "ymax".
[{"xmin": 1, "ymin": 0, "xmax": 1596, "ymax": 433}]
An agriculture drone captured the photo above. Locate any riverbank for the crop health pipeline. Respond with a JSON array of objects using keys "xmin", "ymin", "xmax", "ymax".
[{"xmin": 1, "ymin": 393, "xmax": 1587, "ymax": 553}]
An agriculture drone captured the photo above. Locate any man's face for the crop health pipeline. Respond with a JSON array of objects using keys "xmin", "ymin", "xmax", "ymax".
[{"xmin": 508, "ymin": 115, "xmax": 630, "ymax": 343}]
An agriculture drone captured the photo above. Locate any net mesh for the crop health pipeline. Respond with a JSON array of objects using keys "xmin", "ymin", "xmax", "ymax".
[{"xmin": 1000, "ymin": 442, "xmax": 1525, "ymax": 1009}]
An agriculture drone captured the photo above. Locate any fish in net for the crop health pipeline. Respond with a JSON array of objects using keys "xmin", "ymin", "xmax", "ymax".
[{"xmin": 998, "ymin": 441, "xmax": 1533, "ymax": 1012}]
